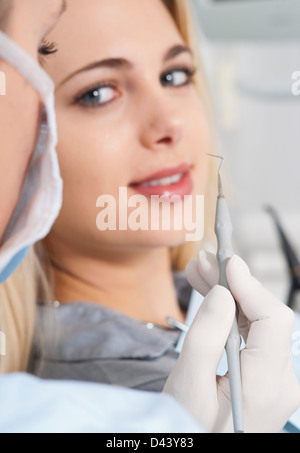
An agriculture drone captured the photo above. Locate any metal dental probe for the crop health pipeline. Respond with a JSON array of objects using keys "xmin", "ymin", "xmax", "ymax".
[{"xmin": 207, "ymin": 154, "xmax": 244, "ymax": 434}]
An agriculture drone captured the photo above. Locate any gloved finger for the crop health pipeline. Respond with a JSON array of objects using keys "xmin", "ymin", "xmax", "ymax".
[
  {"xmin": 194, "ymin": 251, "xmax": 251, "ymax": 341},
  {"xmin": 226, "ymin": 255, "xmax": 295, "ymax": 353},
  {"xmin": 183, "ymin": 285, "xmax": 235, "ymax": 430},
  {"xmin": 185, "ymin": 259, "xmax": 211, "ymax": 296},
  {"xmin": 237, "ymin": 309, "xmax": 250, "ymax": 344},
  {"xmin": 184, "ymin": 285, "xmax": 236, "ymax": 365},
  {"xmin": 164, "ymin": 285, "xmax": 236, "ymax": 432},
  {"xmin": 197, "ymin": 250, "xmax": 220, "ymax": 289},
  {"xmin": 194, "ymin": 252, "xmax": 251, "ymax": 341}
]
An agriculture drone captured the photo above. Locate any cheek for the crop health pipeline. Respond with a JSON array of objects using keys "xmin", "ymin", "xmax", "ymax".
[
  {"xmin": 0, "ymin": 65, "xmax": 40, "ymax": 157},
  {"xmin": 7, "ymin": 23, "xmax": 38, "ymax": 61},
  {"xmin": 0, "ymin": 66, "xmax": 40, "ymax": 240},
  {"xmin": 56, "ymin": 108, "xmax": 133, "ymax": 202},
  {"xmin": 186, "ymin": 102, "xmax": 212, "ymax": 194}
]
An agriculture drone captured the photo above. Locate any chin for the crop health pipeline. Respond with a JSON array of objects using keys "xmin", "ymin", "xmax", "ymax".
[{"xmin": 131, "ymin": 229, "xmax": 190, "ymax": 249}]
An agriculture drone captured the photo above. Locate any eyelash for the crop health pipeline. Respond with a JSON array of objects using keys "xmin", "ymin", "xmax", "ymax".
[
  {"xmin": 74, "ymin": 66, "xmax": 197, "ymax": 109},
  {"xmin": 38, "ymin": 41, "xmax": 58, "ymax": 64},
  {"xmin": 161, "ymin": 66, "xmax": 197, "ymax": 86},
  {"xmin": 39, "ymin": 40, "xmax": 58, "ymax": 56},
  {"xmin": 73, "ymin": 81, "xmax": 117, "ymax": 108}
]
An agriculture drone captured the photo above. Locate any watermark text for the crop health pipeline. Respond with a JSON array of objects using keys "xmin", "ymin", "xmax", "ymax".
[
  {"xmin": 96, "ymin": 188, "xmax": 204, "ymax": 242},
  {"xmin": 291, "ymin": 71, "xmax": 300, "ymax": 96}
]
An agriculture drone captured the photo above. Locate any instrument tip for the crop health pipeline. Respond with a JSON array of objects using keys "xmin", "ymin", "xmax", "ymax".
[{"xmin": 207, "ymin": 153, "xmax": 225, "ymax": 198}]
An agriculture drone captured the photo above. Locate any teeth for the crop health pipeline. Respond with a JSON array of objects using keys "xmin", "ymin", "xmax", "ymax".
[{"xmin": 141, "ymin": 173, "xmax": 184, "ymax": 187}]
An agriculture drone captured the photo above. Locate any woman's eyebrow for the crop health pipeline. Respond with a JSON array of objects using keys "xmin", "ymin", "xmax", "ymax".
[
  {"xmin": 164, "ymin": 44, "xmax": 193, "ymax": 61},
  {"xmin": 57, "ymin": 58, "xmax": 131, "ymax": 88},
  {"xmin": 57, "ymin": 44, "xmax": 193, "ymax": 89}
]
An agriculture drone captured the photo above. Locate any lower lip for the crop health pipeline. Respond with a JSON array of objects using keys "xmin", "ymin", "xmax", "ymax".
[{"xmin": 130, "ymin": 171, "xmax": 194, "ymax": 200}]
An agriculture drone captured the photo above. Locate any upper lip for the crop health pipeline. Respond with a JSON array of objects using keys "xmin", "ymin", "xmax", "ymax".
[{"xmin": 130, "ymin": 162, "xmax": 192, "ymax": 186}]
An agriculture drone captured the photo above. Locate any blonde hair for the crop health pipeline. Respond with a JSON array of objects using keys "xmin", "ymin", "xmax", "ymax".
[
  {"xmin": 0, "ymin": 0, "xmax": 218, "ymax": 373},
  {"xmin": 0, "ymin": 246, "xmax": 50, "ymax": 373}
]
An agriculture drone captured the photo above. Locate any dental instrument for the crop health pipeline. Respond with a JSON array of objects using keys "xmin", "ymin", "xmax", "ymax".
[
  {"xmin": 207, "ymin": 154, "xmax": 244, "ymax": 434},
  {"xmin": 166, "ymin": 316, "xmax": 189, "ymax": 333}
]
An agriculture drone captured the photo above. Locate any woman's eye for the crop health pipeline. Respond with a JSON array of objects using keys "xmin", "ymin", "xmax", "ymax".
[
  {"xmin": 79, "ymin": 86, "xmax": 117, "ymax": 106},
  {"xmin": 161, "ymin": 69, "xmax": 194, "ymax": 87}
]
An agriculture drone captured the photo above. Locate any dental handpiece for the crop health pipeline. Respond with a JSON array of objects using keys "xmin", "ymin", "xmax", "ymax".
[{"xmin": 208, "ymin": 154, "xmax": 244, "ymax": 434}]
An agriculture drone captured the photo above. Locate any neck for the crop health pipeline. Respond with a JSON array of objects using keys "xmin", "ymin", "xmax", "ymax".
[{"xmin": 44, "ymin": 239, "xmax": 186, "ymax": 327}]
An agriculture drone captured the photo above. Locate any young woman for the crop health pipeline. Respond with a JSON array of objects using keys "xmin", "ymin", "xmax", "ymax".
[
  {"xmin": 3, "ymin": 0, "xmax": 299, "ymax": 433},
  {"xmin": 28, "ymin": 0, "xmax": 223, "ymax": 385},
  {"xmin": 29, "ymin": 0, "xmax": 216, "ymax": 386}
]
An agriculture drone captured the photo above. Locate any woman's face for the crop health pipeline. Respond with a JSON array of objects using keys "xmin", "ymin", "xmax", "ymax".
[
  {"xmin": 0, "ymin": 0, "xmax": 65, "ymax": 243},
  {"xmin": 44, "ymin": 0, "xmax": 211, "ymax": 256}
]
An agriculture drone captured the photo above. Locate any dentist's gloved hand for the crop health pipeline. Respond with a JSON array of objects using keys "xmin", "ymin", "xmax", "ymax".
[{"xmin": 163, "ymin": 252, "xmax": 300, "ymax": 433}]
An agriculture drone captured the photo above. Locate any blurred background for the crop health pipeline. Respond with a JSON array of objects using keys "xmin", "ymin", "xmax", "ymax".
[{"xmin": 191, "ymin": 0, "xmax": 300, "ymax": 309}]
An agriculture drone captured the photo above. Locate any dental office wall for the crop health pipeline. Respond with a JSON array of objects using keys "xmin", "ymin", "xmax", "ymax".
[{"xmin": 199, "ymin": 37, "xmax": 300, "ymax": 303}]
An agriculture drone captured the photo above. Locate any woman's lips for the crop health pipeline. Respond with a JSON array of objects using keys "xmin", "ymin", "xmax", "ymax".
[{"xmin": 129, "ymin": 163, "xmax": 194, "ymax": 199}]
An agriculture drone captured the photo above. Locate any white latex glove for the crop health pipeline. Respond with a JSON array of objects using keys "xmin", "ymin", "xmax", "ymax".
[{"xmin": 163, "ymin": 251, "xmax": 300, "ymax": 433}]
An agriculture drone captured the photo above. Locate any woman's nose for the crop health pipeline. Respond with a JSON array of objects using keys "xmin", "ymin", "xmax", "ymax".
[{"xmin": 139, "ymin": 92, "xmax": 185, "ymax": 151}]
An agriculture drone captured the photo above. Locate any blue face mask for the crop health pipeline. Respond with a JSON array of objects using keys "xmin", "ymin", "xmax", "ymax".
[
  {"xmin": 0, "ymin": 31, "xmax": 63, "ymax": 283},
  {"xmin": 0, "ymin": 248, "xmax": 29, "ymax": 284}
]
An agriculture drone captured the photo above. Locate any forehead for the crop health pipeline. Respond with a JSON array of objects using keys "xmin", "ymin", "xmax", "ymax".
[{"xmin": 45, "ymin": 0, "xmax": 184, "ymax": 83}]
